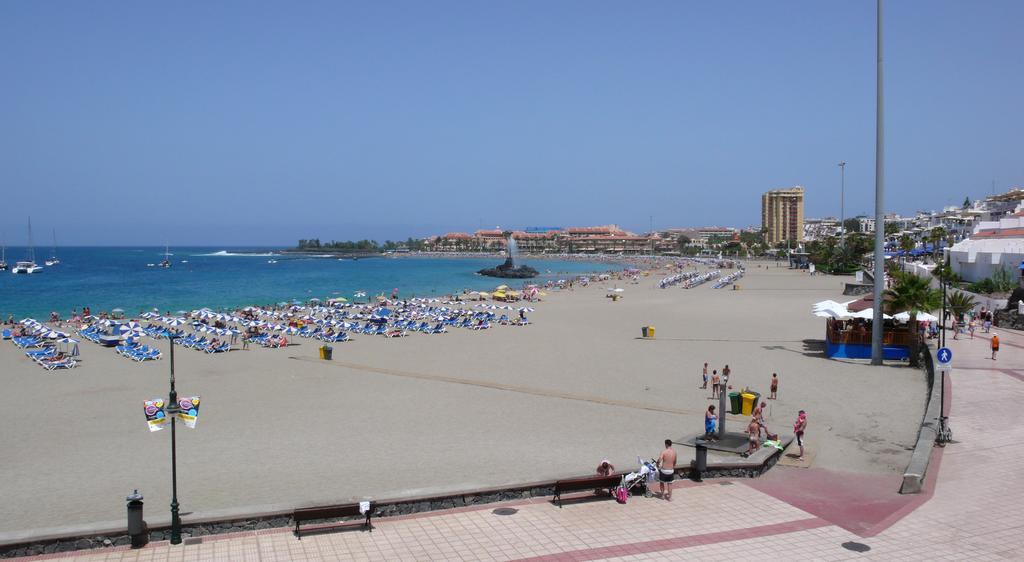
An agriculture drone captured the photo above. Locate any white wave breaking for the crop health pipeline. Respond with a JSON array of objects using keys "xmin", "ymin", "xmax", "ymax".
[{"xmin": 196, "ymin": 250, "xmax": 279, "ymax": 257}]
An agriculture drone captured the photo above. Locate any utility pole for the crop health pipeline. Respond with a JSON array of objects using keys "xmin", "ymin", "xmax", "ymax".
[{"xmin": 871, "ymin": 0, "xmax": 886, "ymax": 365}]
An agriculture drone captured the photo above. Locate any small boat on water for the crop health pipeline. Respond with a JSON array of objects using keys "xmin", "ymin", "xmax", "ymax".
[
  {"xmin": 267, "ymin": 259, "xmax": 278, "ymax": 264},
  {"xmin": 159, "ymin": 245, "xmax": 172, "ymax": 268},
  {"xmin": 12, "ymin": 218, "xmax": 42, "ymax": 274},
  {"xmin": 44, "ymin": 229, "xmax": 60, "ymax": 266}
]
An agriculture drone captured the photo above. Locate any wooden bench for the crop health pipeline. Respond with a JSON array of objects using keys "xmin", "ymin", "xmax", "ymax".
[
  {"xmin": 293, "ymin": 502, "xmax": 373, "ymax": 538},
  {"xmin": 552, "ymin": 475, "xmax": 621, "ymax": 507}
]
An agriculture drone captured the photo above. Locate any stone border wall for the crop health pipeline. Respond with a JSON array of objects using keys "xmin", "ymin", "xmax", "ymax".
[
  {"xmin": 0, "ymin": 450, "xmax": 785, "ymax": 559},
  {"xmin": 900, "ymin": 342, "xmax": 941, "ymax": 494}
]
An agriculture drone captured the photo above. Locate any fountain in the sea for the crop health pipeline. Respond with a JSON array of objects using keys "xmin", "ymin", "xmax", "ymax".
[{"xmin": 477, "ymin": 231, "xmax": 539, "ymax": 279}]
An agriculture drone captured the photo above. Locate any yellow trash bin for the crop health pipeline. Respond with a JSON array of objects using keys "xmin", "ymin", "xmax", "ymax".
[
  {"xmin": 318, "ymin": 346, "xmax": 325, "ymax": 360},
  {"xmin": 741, "ymin": 393, "xmax": 756, "ymax": 416},
  {"xmin": 647, "ymin": 326, "xmax": 655, "ymax": 338}
]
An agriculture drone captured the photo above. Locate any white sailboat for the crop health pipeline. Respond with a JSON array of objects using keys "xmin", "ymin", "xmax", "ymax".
[
  {"xmin": 44, "ymin": 229, "xmax": 60, "ymax": 266},
  {"xmin": 159, "ymin": 245, "xmax": 172, "ymax": 268},
  {"xmin": 12, "ymin": 218, "xmax": 43, "ymax": 274}
]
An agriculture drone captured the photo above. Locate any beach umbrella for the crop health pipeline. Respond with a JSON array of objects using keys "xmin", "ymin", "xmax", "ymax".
[
  {"xmin": 518, "ymin": 307, "xmax": 535, "ymax": 312},
  {"xmin": 166, "ymin": 318, "xmax": 187, "ymax": 327},
  {"xmin": 282, "ymin": 327, "xmax": 299, "ymax": 335},
  {"xmin": 893, "ymin": 311, "xmax": 940, "ymax": 323},
  {"xmin": 850, "ymin": 309, "xmax": 890, "ymax": 320}
]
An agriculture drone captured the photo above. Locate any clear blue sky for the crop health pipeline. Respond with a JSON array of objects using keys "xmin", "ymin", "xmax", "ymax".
[{"xmin": 1, "ymin": 1, "xmax": 1021, "ymax": 245}]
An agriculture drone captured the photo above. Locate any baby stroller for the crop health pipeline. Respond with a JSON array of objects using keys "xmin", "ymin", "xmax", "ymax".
[{"xmin": 616, "ymin": 457, "xmax": 657, "ymax": 501}]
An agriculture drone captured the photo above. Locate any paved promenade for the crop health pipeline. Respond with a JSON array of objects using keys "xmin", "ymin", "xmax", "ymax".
[{"xmin": 11, "ymin": 328, "xmax": 1023, "ymax": 561}]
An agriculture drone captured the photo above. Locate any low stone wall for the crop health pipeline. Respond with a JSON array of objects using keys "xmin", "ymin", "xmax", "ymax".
[
  {"xmin": 0, "ymin": 451, "xmax": 785, "ymax": 558},
  {"xmin": 900, "ymin": 343, "xmax": 941, "ymax": 494},
  {"xmin": 995, "ymin": 309, "xmax": 1024, "ymax": 331}
]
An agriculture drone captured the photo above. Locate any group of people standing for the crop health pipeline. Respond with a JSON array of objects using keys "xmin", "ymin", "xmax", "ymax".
[
  {"xmin": 951, "ymin": 306, "xmax": 994, "ymax": 340},
  {"xmin": 699, "ymin": 364, "xmax": 807, "ymax": 461}
]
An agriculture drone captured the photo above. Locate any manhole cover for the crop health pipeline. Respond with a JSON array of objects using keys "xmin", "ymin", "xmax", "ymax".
[
  {"xmin": 183, "ymin": 537, "xmax": 203, "ymax": 546},
  {"xmin": 492, "ymin": 508, "xmax": 518, "ymax": 516},
  {"xmin": 719, "ymin": 481, "xmax": 734, "ymax": 486},
  {"xmin": 841, "ymin": 541, "xmax": 871, "ymax": 552}
]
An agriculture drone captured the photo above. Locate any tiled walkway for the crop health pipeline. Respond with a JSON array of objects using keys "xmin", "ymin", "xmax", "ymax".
[{"xmin": 13, "ymin": 329, "xmax": 1024, "ymax": 560}]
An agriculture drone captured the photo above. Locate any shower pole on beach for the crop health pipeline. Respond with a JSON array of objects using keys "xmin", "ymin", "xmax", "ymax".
[{"xmin": 871, "ymin": 0, "xmax": 887, "ymax": 365}]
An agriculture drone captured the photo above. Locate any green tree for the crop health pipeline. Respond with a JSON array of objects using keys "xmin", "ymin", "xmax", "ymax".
[
  {"xmin": 884, "ymin": 270, "xmax": 942, "ymax": 367},
  {"xmin": 885, "ymin": 222, "xmax": 900, "ymax": 236},
  {"xmin": 843, "ymin": 218, "xmax": 862, "ymax": 234},
  {"xmin": 929, "ymin": 227, "xmax": 947, "ymax": 260},
  {"xmin": 676, "ymin": 235, "xmax": 692, "ymax": 252},
  {"xmin": 945, "ymin": 291, "xmax": 976, "ymax": 320},
  {"xmin": 963, "ymin": 196, "xmax": 971, "ymax": 209},
  {"xmin": 899, "ymin": 234, "xmax": 915, "ymax": 265}
]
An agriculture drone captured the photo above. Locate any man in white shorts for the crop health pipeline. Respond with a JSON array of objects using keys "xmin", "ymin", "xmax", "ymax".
[{"xmin": 657, "ymin": 439, "xmax": 677, "ymax": 501}]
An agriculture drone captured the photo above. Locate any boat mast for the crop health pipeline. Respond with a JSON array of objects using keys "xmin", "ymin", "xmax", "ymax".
[{"xmin": 27, "ymin": 217, "xmax": 35, "ymax": 262}]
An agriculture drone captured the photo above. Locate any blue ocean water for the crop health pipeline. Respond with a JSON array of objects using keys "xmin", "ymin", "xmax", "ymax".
[{"xmin": 0, "ymin": 247, "xmax": 614, "ymax": 319}]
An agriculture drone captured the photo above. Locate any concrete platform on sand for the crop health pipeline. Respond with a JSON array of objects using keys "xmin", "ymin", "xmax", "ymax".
[{"xmin": 677, "ymin": 431, "xmax": 794, "ymax": 459}]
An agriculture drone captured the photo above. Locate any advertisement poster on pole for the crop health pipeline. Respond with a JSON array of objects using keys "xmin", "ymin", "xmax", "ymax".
[
  {"xmin": 176, "ymin": 396, "xmax": 201, "ymax": 429},
  {"xmin": 144, "ymin": 399, "xmax": 168, "ymax": 432}
]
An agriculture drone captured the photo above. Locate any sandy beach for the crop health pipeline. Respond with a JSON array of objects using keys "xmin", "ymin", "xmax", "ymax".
[{"xmin": 0, "ymin": 263, "xmax": 927, "ymax": 538}]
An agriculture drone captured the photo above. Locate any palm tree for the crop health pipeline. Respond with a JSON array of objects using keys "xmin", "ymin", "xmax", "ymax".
[
  {"xmin": 946, "ymin": 291, "xmax": 976, "ymax": 322},
  {"xmin": 929, "ymin": 227, "xmax": 947, "ymax": 261},
  {"xmin": 899, "ymin": 234, "xmax": 915, "ymax": 266},
  {"xmin": 884, "ymin": 270, "xmax": 942, "ymax": 367}
]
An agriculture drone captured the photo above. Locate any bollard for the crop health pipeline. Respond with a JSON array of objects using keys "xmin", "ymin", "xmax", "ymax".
[
  {"xmin": 693, "ymin": 443, "xmax": 708, "ymax": 482},
  {"xmin": 126, "ymin": 489, "xmax": 148, "ymax": 549}
]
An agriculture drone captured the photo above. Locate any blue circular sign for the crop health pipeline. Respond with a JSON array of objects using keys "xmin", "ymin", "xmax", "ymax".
[{"xmin": 937, "ymin": 347, "xmax": 953, "ymax": 365}]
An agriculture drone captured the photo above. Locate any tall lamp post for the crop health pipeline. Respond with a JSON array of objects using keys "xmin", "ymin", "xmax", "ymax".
[
  {"xmin": 870, "ymin": 0, "xmax": 887, "ymax": 365},
  {"xmin": 166, "ymin": 336, "xmax": 183, "ymax": 545},
  {"xmin": 838, "ymin": 161, "xmax": 846, "ymax": 244}
]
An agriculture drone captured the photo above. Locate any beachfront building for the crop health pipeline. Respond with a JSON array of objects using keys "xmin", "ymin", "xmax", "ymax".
[
  {"xmin": 510, "ymin": 231, "xmax": 559, "ymax": 254},
  {"xmin": 947, "ymin": 201, "xmax": 1024, "ymax": 283},
  {"xmin": 432, "ymin": 232, "xmax": 476, "ymax": 252},
  {"xmin": 425, "ymin": 225, "xmax": 659, "ymax": 254},
  {"xmin": 762, "ymin": 186, "xmax": 805, "ymax": 246},
  {"xmin": 804, "ymin": 217, "xmax": 841, "ymax": 241}
]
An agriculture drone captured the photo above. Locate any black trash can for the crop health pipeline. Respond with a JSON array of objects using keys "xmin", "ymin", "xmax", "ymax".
[
  {"xmin": 693, "ymin": 443, "xmax": 708, "ymax": 482},
  {"xmin": 323, "ymin": 346, "xmax": 333, "ymax": 360}
]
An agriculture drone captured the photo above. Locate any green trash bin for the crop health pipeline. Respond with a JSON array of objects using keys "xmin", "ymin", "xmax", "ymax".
[
  {"xmin": 323, "ymin": 345, "xmax": 333, "ymax": 360},
  {"xmin": 641, "ymin": 326, "xmax": 649, "ymax": 338},
  {"xmin": 729, "ymin": 392, "xmax": 742, "ymax": 415},
  {"xmin": 750, "ymin": 391, "xmax": 761, "ymax": 410}
]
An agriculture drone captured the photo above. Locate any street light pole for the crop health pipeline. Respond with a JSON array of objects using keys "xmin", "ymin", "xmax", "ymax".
[
  {"xmin": 166, "ymin": 337, "xmax": 182, "ymax": 545},
  {"xmin": 838, "ymin": 161, "xmax": 846, "ymax": 245},
  {"xmin": 871, "ymin": 0, "xmax": 887, "ymax": 365}
]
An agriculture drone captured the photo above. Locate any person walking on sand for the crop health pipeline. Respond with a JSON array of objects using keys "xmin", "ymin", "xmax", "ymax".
[
  {"xmin": 701, "ymin": 362, "xmax": 709, "ymax": 389},
  {"xmin": 704, "ymin": 405, "xmax": 718, "ymax": 441},
  {"xmin": 968, "ymin": 317, "xmax": 976, "ymax": 339},
  {"xmin": 657, "ymin": 439, "xmax": 677, "ymax": 501},
  {"xmin": 794, "ymin": 410, "xmax": 808, "ymax": 461},
  {"xmin": 991, "ymin": 333, "xmax": 1000, "ymax": 360},
  {"xmin": 711, "ymin": 370, "xmax": 721, "ymax": 399},
  {"xmin": 951, "ymin": 317, "xmax": 959, "ymax": 340},
  {"xmin": 770, "ymin": 373, "xmax": 779, "ymax": 400}
]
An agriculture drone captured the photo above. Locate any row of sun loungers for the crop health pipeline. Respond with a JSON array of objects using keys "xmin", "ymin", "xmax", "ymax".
[
  {"xmin": 115, "ymin": 341, "xmax": 163, "ymax": 362},
  {"xmin": 24, "ymin": 347, "xmax": 78, "ymax": 370},
  {"xmin": 712, "ymin": 270, "xmax": 745, "ymax": 289},
  {"xmin": 177, "ymin": 335, "xmax": 231, "ymax": 353}
]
